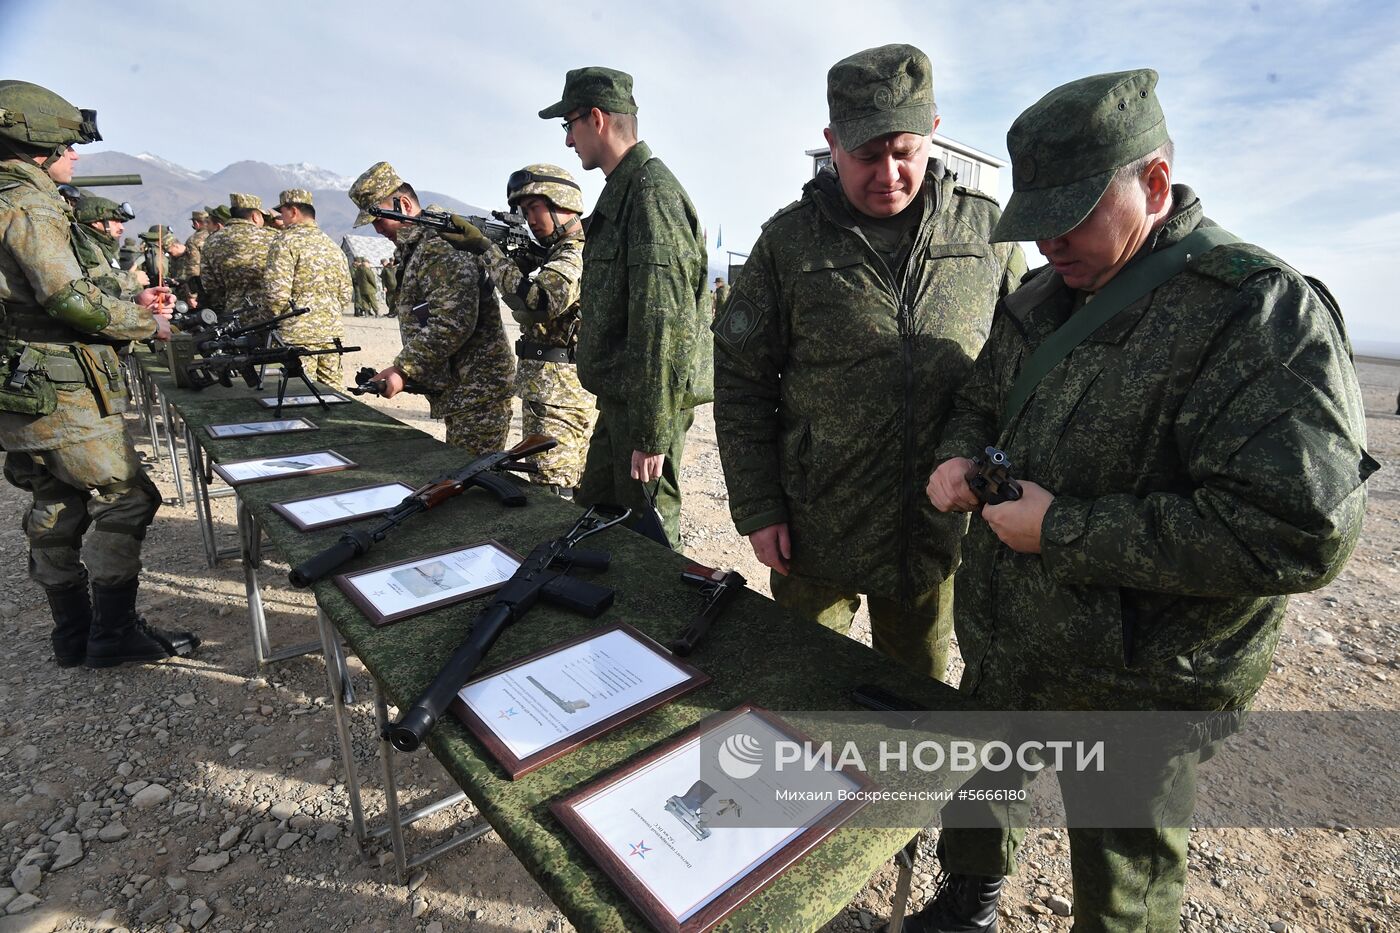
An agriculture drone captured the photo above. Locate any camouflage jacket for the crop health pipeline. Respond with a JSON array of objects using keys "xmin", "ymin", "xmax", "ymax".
[
  {"xmin": 392, "ymin": 209, "xmax": 513, "ymax": 418},
  {"xmin": 201, "ymin": 218, "xmax": 275, "ymax": 321},
  {"xmin": 578, "ymin": 141, "xmax": 707, "ymax": 452},
  {"xmin": 351, "ymin": 261, "xmax": 379, "ymax": 307},
  {"xmin": 713, "ymin": 164, "xmax": 1024, "ymax": 602},
  {"xmin": 183, "ymin": 227, "xmax": 208, "ymax": 278},
  {"xmin": 70, "ymin": 225, "xmax": 142, "ymax": 299},
  {"xmin": 379, "ymin": 261, "xmax": 397, "ymax": 296},
  {"xmin": 264, "ymin": 221, "xmax": 350, "ymax": 346},
  {"xmin": 934, "ymin": 187, "xmax": 1376, "ymax": 711},
  {"xmin": 482, "ymin": 232, "xmax": 594, "ymax": 408}
]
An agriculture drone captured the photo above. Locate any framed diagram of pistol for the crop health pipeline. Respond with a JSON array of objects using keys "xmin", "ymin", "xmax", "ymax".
[
  {"xmin": 333, "ymin": 540, "xmax": 521, "ymax": 625},
  {"xmin": 453, "ymin": 623, "xmax": 710, "ymax": 778}
]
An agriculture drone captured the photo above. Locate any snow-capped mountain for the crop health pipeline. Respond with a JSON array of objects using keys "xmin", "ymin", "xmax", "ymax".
[
  {"xmin": 133, "ymin": 152, "xmax": 209, "ymax": 181},
  {"xmin": 272, "ymin": 162, "xmax": 355, "ymax": 191}
]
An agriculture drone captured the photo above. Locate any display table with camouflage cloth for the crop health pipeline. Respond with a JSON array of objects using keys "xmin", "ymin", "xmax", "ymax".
[{"xmin": 132, "ymin": 348, "xmax": 972, "ymax": 932}]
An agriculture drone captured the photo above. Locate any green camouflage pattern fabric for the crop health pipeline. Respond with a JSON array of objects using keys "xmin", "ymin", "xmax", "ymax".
[
  {"xmin": 70, "ymin": 224, "xmax": 142, "ymax": 299},
  {"xmin": 351, "ymin": 259, "xmax": 380, "ymax": 315},
  {"xmin": 264, "ymin": 220, "xmax": 350, "ymax": 345},
  {"xmin": 392, "ymin": 208, "xmax": 513, "ymax": 454},
  {"xmin": 577, "ymin": 141, "xmax": 706, "ymax": 454},
  {"xmin": 182, "ymin": 226, "xmax": 208, "ymax": 277},
  {"xmin": 711, "ymin": 280, "xmax": 729, "ymax": 316},
  {"xmin": 379, "ymin": 259, "xmax": 397, "ymax": 305},
  {"xmin": 933, "ymin": 186, "xmax": 1375, "ymax": 712},
  {"xmin": 713, "ymin": 164, "xmax": 1025, "ymax": 603},
  {"xmin": 200, "ymin": 217, "xmax": 275, "ymax": 321},
  {"xmin": 482, "ymin": 231, "xmax": 595, "ymax": 487}
]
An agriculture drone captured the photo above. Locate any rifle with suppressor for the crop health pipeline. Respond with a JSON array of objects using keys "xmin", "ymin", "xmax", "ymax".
[
  {"xmin": 965, "ymin": 446, "xmax": 1023, "ymax": 505},
  {"xmin": 287, "ymin": 434, "xmax": 560, "ymax": 586},
  {"xmin": 346, "ymin": 365, "xmax": 429, "ymax": 397},
  {"xmin": 671, "ymin": 563, "xmax": 747, "ymax": 656},
  {"xmin": 367, "ymin": 197, "xmax": 536, "ymax": 255},
  {"xmin": 384, "ymin": 504, "xmax": 630, "ymax": 752}
]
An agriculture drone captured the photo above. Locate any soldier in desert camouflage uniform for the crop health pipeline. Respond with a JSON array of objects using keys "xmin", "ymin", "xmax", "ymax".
[
  {"xmin": 714, "ymin": 45, "xmax": 1024, "ymax": 680},
  {"xmin": 201, "ymin": 192, "xmax": 275, "ymax": 322},
  {"xmin": 348, "ymin": 161, "xmax": 513, "ymax": 454},
  {"xmin": 0, "ymin": 80, "xmax": 199, "ymax": 669},
  {"xmin": 69, "ymin": 195, "xmax": 146, "ymax": 298},
  {"xmin": 263, "ymin": 188, "xmax": 351, "ymax": 385},
  {"xmin": 179, "ymin": 209, "xmax": 209, "ymax": 305},
  {"xmin": 442, "ymin": 164, "xmax": 595, "ymax": 494}
]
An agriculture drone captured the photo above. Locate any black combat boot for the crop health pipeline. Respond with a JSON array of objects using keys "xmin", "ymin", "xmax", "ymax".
[
  {"xmin": 86, "ymin": 577, "xmax": 200, "ymax": 668},
  {"xmin": 891, "ymin": 840, "xmax": 1004, "ymax": 933},
  {"xmin": 45, "ymin": 579, "xmax": 92, "ymax": 668}
]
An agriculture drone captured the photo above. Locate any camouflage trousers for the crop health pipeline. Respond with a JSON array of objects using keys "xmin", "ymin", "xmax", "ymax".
[
  {"xmin": 0, "ymin": 426, "xmax": 160, "ymax": 591},
  {"xmin": 769, "ymin": 571, "xmax": 953, "ymax": 682},
  {"xmin": 442, "ymin": 397, "xmax": 513, "ymax": 457},
  {"xmin": 521, "ymin": 399, "xmax": 595, "ymax": 490},
  {"xmin": 576, "ymin": 404, "xmax": 693, "ymax": 550},
  {"xmin": 939, "ymin": 739, "xmax": 1213, "ymax": 932},
  {"xmin": 298, "ymin": 343, "xmax": 344, "ymax": 388}
]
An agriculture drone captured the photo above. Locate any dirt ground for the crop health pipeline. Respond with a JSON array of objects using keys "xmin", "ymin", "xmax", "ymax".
[{"xmin": 0, "ymin": 316, "xmax": 1394, "ymax": 933}]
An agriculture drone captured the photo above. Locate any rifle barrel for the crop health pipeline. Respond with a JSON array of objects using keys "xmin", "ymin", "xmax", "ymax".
[{"xmin": 70, "ymin": 174, "xmax": 142, "ymax": 187}]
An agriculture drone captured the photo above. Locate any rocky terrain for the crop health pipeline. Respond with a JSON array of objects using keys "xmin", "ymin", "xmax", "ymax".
[{"xmin": 0, "ymin": 317, "xmax": 1394, "ymax": 933}]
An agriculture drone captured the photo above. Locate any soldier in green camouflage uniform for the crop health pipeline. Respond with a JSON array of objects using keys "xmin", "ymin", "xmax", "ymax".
[
  {"xmin": 264, "ymin": 188, "xmax": 351, "ymax": 386},
  {"xmin": 710, "ymin": 276, "xmax": 728, "ymax": 316},
  {"xmin": 918, "ymin": 70, "xmax": 1375, "ymax": 933},
  {"xmin": 350, "ymin": 256, "xmax": 379, "ymax": 317},
  {"xmin": 69, "ymin": 195, "xmax": 146, "ymax": 298},
  {"xmin": 713, "ymin": 45, "xmax": 1024, "ymax": 681},
  {"xmin": 201, "ymin": 192, "xmax": 275, "ymax": 322},
  {"xmin": 348, "ymin": 161, "xmax": 513, "ymax": 455},
  {"xmin": 379, "ymin": 257, "xmax": 397, "ymax": 309},
  {"xmin": 442, "ymin": 164, "xmax": 596, "ymax": 494},
  {"xmin": 539, "ymin": 67, "xmax": 709, "ymax": 548},
  {"xmin": 137, "ymin": 225, "xmax": 184, "ymax": 289},
  {"xmin": 0, "ymin": 81, "xmax": 199, "ymax": 668}
]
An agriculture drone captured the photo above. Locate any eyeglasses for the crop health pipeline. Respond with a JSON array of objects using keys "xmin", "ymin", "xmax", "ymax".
[{"xmin": 560, "ymin": 113, "xmax": 586, "ymax": 134}]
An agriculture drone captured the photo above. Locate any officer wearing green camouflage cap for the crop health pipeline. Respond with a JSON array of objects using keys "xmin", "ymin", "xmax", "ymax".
[
  {"xmin": 922, "ymin": 69, "xmax": 1374, "ymax": 933},
  {"xmin": 201, "ymin": 191, "xmax": 275, "ymax": 321},
  {"xmin": 713, "ymin": 43, "xmax": 1024, "ymax": 684},
  {"xmin": 263, "ymin": 186, "xmax": 350, "ymax": 385},
  {"xmin": 541, "ymin": 66, "xmax": 708, "ymax": 548},
  {"xmin": 348, "ymin": 160, "xmax": 514, "ymax": 454},
  {"xmin": 0, "ymin": 80, "xmax": 200, "ymax": 669}
]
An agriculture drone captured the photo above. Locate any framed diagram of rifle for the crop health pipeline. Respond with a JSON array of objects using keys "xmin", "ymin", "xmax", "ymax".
[
  {"xmin": 333, "ymin": 540, "xmax": 522, "ymax": 626},
  {"xmin": 256, "ymin": 392, "xmax": 350, "ymax": 409},
  {"xmin": 271, "ymin": 482, "xmax": 417, "ymax": 532},
  {"xmin": 210, "ymin": 449, "xmax": 356, "ymax": 486},
  {"xmin": 205, "ymin": 417, "xmax": 319, "ymax": 439},
  {"xmin": 453, "ymin": 623, "xmax": 711, "ymax": 779},
  {"xmin": 551, "ymin": 704, "xmax": 872, "ymax": 933}
]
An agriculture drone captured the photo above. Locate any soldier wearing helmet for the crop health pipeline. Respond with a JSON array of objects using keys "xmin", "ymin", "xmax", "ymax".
[
  {"xmin": 69, "ymin": 195, "xmax": 147, "ymax": 298},
  {"xmin": 0, "ymin": 80, "xmax": 199, "ymax": 668},
  {"xmin": 443, "ymin": 164, "xmax": 596, "ymax": 495}
]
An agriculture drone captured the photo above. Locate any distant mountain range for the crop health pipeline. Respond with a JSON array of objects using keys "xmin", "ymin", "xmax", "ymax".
[{"xmin": 74, "ymin": 151, "xmax": 488, "ymax": 247}]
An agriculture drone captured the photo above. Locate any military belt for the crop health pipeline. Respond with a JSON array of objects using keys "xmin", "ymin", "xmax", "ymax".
[{"xmin": 515, "ymin": 338, "xmax": 574, "ymax": 365}]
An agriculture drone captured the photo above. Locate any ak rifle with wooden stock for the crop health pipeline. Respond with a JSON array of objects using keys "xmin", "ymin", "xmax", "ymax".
[{"xmin": 287, "ymin": 435, "xmax": 558, "ymax": 587}]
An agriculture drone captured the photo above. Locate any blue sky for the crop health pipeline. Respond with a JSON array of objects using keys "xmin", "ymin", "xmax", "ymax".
[{"xmin": 5, "ymin": 0, "xmax": 1398, "ymax": 343}]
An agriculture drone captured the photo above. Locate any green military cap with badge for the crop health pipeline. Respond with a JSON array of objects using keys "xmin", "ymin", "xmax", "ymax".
[
  {"xmin": 277, "ymin": 188, "xmax": 313, "ymax": 208},
  {"xmin": 229, "ymin": 192, "xmax": 262, "ymax": 211},
  {"xmin": 827, "ymin": 43, "xmax": 936, "ymax": 151},
  {"xmin": 538, "ymin": 66, "xmax": 638, "ymax": 119},
  {"xmin": 72, "ymin": 195, "xmax": 135, "ymax": 225},
  {"xmin": 348, "ymin": 160, "xmax": 406, "ymax": 227},
  {"xmin": 992, "ymin": 68, "xmax": 1169, "ymax": 243}
]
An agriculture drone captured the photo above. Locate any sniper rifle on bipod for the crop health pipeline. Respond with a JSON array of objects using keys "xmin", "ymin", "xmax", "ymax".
[
  {"xmin": 287, "ymin": 434, "xmax": 560, "ymax": 587},
  {"xmin": 183, "ymin": 340, "xmax": 360, "ymax": 416},
  {"xmin": 195, "ymin": 306, "xmax": 311, "ymax": 355},
  {"xmin": 384, "ymin": 504, "xmax": 631, "ymax": 752}
]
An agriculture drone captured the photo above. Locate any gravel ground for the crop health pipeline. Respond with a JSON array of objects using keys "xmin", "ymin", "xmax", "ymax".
[{"xmin": 0, "ymin": 318, "xmax": 1394, "ymax": 933}]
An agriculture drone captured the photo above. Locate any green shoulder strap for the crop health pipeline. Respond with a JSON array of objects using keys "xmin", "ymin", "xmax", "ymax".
[{"xmin": 999, "ymin": 225, "xmax": 1240, "ymax": 430}]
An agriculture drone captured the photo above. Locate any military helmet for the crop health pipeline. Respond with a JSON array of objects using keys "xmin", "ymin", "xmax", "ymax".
[
  {"xmin": 506, "ymin": 164, "xmax": 583, "ymax": 214},
  {"xmin": 0, "ymin": 81, "xmax": 100, "ymax": 150},
  {"xmin": 73, "ymin": 195, "xmax": 135, "ymax": 225}
]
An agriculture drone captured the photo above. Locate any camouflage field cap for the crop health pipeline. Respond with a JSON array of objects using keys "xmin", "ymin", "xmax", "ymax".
[
  {"xmin": 827, "ymin": 44, "xmax": 935, "ymax": 151},
  {"xmin": 992, "ymin": 68, "xmax": 1169, "ymax": 243},
  {"xmin": 538, "ymin": 67, "xmax": 638, "ymax": 119},
  {"xmin": 72, "ymin": 195, "xmax": 132, "ymax": 224},
  {"xmin": 229, "ymin": 192, "xmax": 262, "ymax": 211},
  {"xmin": 277, "ymin": 188, "xmax": 313, "ymax": 209},
  {"xmin": 191, "ymin": 209, "xmax": 208, "ymax": 220},
  {"xmin": 349, "ymin": 160, "xmax": 405, "ymax": 227},
  {"xmin": 210, "ymin": 204, "xmax": 232, "ymax": 222}
]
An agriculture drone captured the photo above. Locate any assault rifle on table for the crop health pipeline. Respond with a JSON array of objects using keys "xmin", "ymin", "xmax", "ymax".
[
  {"xmin": 366, "ymin": 197, "xmax": 536, "ymax": 256},
  {"xmin": 195, "ymin": 306, "xmax": 311, "ymax": 355},
  {"xmin": 965, "ymin": 446, "xmax": 1022, "ymax": 505},
  {"xmin": 670, "ymin": 562, "xmax": 747, "ymax": 656},
  {"xmin": 383, "ymin": 504, "xmax": 630, "ymax": 752},
  {"xmin": 287, "ymin": 434, "xmax": 560, "ymax": 587},
  {"xmin": 346, "ymin": 365, "xmax": 429, "ymax": 397},
  {"xmin": 183, "ymin": 339, "xmax": 360, "ymax": 415}
]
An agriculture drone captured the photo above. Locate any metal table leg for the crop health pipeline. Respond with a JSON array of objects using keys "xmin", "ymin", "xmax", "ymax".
[
  {"xmin": 184, "ymin": 423, "xmax": 238, "ymax": 566},
  {"xmin": 239, "ymin": 500, "xmax": 319, "ymax": 666},
  {"xmin": 157, "ymin": 391, "xmax": 187, "ymax": 507},
  {"xmin": 318, "ymin": 608, "xmax": 367, "ymax": 844}
]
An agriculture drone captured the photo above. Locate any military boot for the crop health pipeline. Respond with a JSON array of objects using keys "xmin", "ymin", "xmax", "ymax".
[
  {"xmin": 45, "ymin": 578, "xmax": 92, "ymax": 668},
  {"xmin": 889, "ymin": 840, "xmax": 1004, "ymax": 933},
  {"xmin": 86, "ymin": 577, "xmax": 200, "ymax": 668}
]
